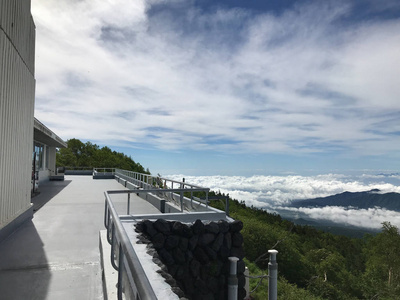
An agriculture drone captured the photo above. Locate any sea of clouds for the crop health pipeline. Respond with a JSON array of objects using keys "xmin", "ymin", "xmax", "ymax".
[{"xmin": 167, "ymin": 173, "xmax": 400, "ymax": 230}]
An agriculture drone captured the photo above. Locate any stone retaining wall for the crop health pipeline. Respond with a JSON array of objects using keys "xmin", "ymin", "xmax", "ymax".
[{"xmin": 135, "ymin": 219, "xmax": 246, "ymax": 300}]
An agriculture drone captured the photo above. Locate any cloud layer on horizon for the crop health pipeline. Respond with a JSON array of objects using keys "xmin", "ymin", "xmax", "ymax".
[
  {"xmin": 32, "ymin": 0, "xmax": 400, "ymax": 159},
  {"xmin": 166, "ymin": 173, "xmax": 400, "ymax": 229},
  {"xmin": 276, "ymin": 205, "xmax": 400, "ymax": 230}
]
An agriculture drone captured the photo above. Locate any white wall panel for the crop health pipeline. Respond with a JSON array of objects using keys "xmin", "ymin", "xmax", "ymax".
[{"xmin": 0, "ymin": 0, "xmax": 35, "ymax": 229}]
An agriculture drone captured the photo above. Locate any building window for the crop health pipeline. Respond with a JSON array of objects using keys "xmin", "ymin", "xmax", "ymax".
[{"xmin": 34, "ymin": 142, "xmax": 44, "ymax": 170}]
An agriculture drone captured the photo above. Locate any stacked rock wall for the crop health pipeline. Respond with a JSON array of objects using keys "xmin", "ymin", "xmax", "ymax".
[{"xmin": 135, "ymin": 219, "xmax": 246, "ymax": 300}]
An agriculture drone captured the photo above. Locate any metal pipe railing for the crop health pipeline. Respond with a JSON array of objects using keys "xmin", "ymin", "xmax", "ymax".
[
  {"xmin": 114, "ymin": 169, "xmax": 211, "ymax": 213},
  {"xmin": 104, "ymin": 192, "xmax": 158, "ymax": 299},
  {"xmin": 93, "ymin": 168, "xmax": 115, "ymax": 175},
  {"xmin": 107, "ymin": 188, "xmax": 210, "ymax": 215}
]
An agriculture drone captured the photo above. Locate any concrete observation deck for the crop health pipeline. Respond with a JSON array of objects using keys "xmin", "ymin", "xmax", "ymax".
[{"xmin": 0, "ymin": 175, "xmax": 160, "ymax": 300}]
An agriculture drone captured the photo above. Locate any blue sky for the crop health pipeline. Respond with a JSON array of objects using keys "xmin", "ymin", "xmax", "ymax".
[{"xmin": 32, "ymin": 0, "xmax": 400, "ymax": 176}]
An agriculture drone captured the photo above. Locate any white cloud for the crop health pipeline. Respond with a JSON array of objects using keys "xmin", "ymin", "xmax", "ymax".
[
  {"xmin": 167, "ymin": 173, "xmax": 400, "ymax": 204},
  {"xmin": 277, "ymin": 206, "xmax": 400, "ymax": 230},
  {"xmin": 165, "ymin": 173, "xmax": 400, "ymax": 229},
  {"xmin": 32, "ymin": 0, "xmax": 400, "ymax": 157}
]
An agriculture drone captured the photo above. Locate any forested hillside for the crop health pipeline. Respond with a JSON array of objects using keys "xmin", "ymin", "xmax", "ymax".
[
  {"xmin": 209, "ymin": 194, "xmax": 400, "ymax": 299},
  {"xmin": 56, "ymin": 138, "xmax": 149, "ymax": 173},
  {"xmin": 57, "ymin": 141, "xmax": 400, "ymax": 299}
]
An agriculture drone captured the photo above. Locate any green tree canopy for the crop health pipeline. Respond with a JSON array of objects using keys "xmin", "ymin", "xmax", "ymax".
[{"xmin": 56, "ymin": 138, "xmax": 149, "ymax": 174}]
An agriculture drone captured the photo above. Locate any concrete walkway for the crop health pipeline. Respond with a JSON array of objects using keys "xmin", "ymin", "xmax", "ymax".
[{"xmin": 0, "ymin": 176, "xmax": 160, "ymax": 300}]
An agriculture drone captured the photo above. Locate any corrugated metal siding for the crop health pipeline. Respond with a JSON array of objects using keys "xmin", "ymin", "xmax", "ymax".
[
  {"xmin": 0, "ymin": 0, "xmax": 35, "ymax": 228},
  {"xmin": 0, "ymin": 0, "xmax": 35, "ymax": 75}
]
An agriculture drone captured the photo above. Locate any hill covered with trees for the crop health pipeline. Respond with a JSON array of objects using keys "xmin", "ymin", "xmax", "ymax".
[
  {"xmin": 56, "ymin": 138, "xmax": 149, "ymax": 173},
  {"xmin": 209, "ymin": 193, "xmax": 400, "ymax": 299},
  {"xmin": 290, "ymin": 189, "xmax": 400, "ymax": 212},
  {"xmin": 57, "ymin": 141, "xmax": 400, "ymax": 298}
]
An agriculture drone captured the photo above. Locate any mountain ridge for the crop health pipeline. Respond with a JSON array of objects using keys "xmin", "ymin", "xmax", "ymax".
[{"xmin": 290, "ymin": 189, "xmax": 400, "ymax": 211}]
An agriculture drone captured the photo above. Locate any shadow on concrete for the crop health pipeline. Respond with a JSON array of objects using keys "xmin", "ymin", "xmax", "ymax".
[
  {"xmin": 0, "ymin": 221, "xmax": 51, "ymax": 300},
  {"xmin": 31, "ymin": 180, "xmax": 72, "ymax": 212}
]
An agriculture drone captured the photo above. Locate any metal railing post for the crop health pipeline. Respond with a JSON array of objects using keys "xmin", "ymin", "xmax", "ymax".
[
  {"xmin": 226, "ymin": 193, "xmax": 230, "ymax": 216},
  {"xmin": 110, "ymin": 223, "xmax": 119, "ymax": 270},
  {"xmin": 127, "ymin": 193, "xmax": 130, "ymax": 215},
  {"xmin": 268, "ymin": 250, "xmax": 278, "ymax": 300},
  {"xmin": 180, "ymin": 178, "xmax": 185, "ymax": 212},
  {"xmin": 228, "ymin": 257, "xmax": 239, "ymax": 300},
  {"xmin": 117, "ymin": 243, "xmax": 124, "ymax": 300}
]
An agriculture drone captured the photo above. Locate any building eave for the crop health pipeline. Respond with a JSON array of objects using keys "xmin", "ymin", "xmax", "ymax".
[{"xmin": 34, "ymin": 118, "xmax": 67, "ymax": 148}]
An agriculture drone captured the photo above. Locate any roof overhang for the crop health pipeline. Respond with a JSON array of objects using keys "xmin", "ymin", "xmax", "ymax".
[{"xmin": 34, "ymin": 118, "xmax": 67, "ymax": 148}]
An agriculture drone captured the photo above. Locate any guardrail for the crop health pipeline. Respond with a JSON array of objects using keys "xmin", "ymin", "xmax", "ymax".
[
  {"xmin": 93, "ymin": 168, "xmax": 115, "ymax": 174},
  {"xmin": 115, "ymin": 169, "xmax": 210, "ymax": 212},
  {"xmin": 104, "ymin": 186, "xmax": 211, "ymax": 299},
  {"xmin": 63, "ymin": 166, "xmax": 93, "ymax": 175},
  {"xmin": 104, "ymin": 190, "xmax": 157, "ymax": 299}
]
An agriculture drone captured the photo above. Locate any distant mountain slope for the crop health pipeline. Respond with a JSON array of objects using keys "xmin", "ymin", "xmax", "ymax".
[{"xmin": 290, "ymin": 189, "xmax": 400, "ymax": 211}]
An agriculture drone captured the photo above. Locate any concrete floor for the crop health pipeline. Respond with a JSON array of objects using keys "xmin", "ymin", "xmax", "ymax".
[{"xmin": 0, "ymin": 176, "xmax": 160, "ymax": 300}]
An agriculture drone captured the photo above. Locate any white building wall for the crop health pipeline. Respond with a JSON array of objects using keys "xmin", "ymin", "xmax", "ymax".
[{"xmin": 0, "ymin": 0, "xmax": 36, "ymax": 230}]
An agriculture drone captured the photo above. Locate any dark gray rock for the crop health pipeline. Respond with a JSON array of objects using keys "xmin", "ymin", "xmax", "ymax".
[
  {"xmin": 135, "ymin": 221, "xmax": 145, "ymax": 233},
  {"xmin": 223, "ymin": 232, "xmax": 232, "ymax": 249},
  {"xmin": 165, "ymin": 235, "xmax": 180, "ymax": 250},
  {"xmin": 238, "ymin": 274, "xmax": 246, "ymax": 288},
  {"xmin": 188, "ymin": 235, "xmax": 198, "ymax": 250},
  {"xmin": 152, "ymin": 232, "xmax": 165, "ymax": 249},
  {"xmin": 190, "ymin": 259, "xmax": 201, "ymax": 278},
  {"xmin": 218, "ymin": 245, "xmax": 230, "ymax": 259},
  {"xmin": 143, "ymin": 220, "xmax": 157, "ymax": 237},
  {"xmin": 237, "ymin": 259, "xmax": 246, "ymax": 274},
  {"xmin": 154, "ymin": 219, "xmax": 171, "ymax": 235},
  {"xmin": 200, "ymin": 264, "xmax": 209, "ymax": 281},
  {"xmin": 208, "ymin": 260, "xmax": 223, "ymax": 277},
  {"xmin": 217, "ymin": 289, "xmax": 226, "ymax": 300},
  {"xmin": 179, "ymin": 237, "xmax": 189, "ymax": 252},
  {"xmin": 159, "ymin": 248, "xmax": 175, "ymax": 265},
  {"xmin": 218, "ymin": 220, "xmax": 230, "ymax": 233},
  {"xmin": 182, "ymin": 276, "xmax": 194, "ymax": 295},
  {"xmin": 205, "ymin": 222, "xmax": 219, "ymax": 234},
  {"xmin": 173, "ymin": 247, "xmax": 186, "ymax": 264},
  {"xmin": 185, "ymin": 250, "xmax": 193, "ymax": 263},
  {"xmin": 175, "ymin": 264, "xmax": 189, "ymax": 281},
  {"xmin": 239, "ymin": 287, "xmax": 247, "ymax": 299},
  {"xmin": 173, "ymin": 222, "xmax": 193, "ymax": 238},
  {"xmin": 232, "ymin": 231, "xmax": 244, "ymax": 247},
  {"xmin": 198, "ymin": 233, "xmax": 215, "ymax": 246},
  {"xmin": 204, "ymin": 246, "xmax": 217, "ymax": 261},
  {"xmin": 196, "ymin": 293, "xmax": 214, "ymax": 300},
  {"xmin": 194, "ymin": 247, "xmax": 209, "ymax": 264},
  {"xmin": 229, "ymin": 220, "xmax": 243, "ymax": 232},
  {"xmin": 171, "ymin": 287, "xmax": 185, "ymax": 298},
  {"xmin": 168, "ymin": 264, "xmax": 179, "ymax": 277},
  {"xmin": 207, "ymin": 276, "xmax": 219, "ymax": 294},
  {"xmin": 192, "ymin": 219, "xmax": 204, "ymax": 234},
  {"xmin": 230, "ymin": 246, "xmax": 245, "ymax": 259},
  {"xmin": 211, "ymin": 232, "xmax": 224, "ymax": 252},
  {"xmin": 194, "ymin": 278, "xmax": 209, "ymax": 294}
]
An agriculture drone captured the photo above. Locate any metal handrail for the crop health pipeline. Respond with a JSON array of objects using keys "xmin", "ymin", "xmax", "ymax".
[
  {"xmin": 115, "ymin": 169, "xmax": 205, "ymax": 190},
  {"xmin": 104, "ymin": 191, "xmax": 157, "ymax": 300},
  {"xmin": 107, "ymin": 188, "xmax": 210, "ymax": 214},
  {"xmin": 93, "ymin": 168, "xmax": 115, "ymax": 174},
  {"xmin": 114, "ymin": 169, "xmax": 210, "ymax": 212}
]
